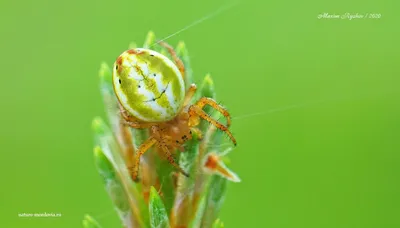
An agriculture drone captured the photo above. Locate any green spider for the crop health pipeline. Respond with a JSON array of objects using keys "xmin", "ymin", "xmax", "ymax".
[{"xmin": 112, "ymin": 41, "xmax": 236, "ymax": 181}]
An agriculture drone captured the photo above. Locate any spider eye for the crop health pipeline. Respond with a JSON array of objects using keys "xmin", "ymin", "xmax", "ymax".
[{"xmin": 175, "ymin": 140, "xmax": 179, "ymax": 143}]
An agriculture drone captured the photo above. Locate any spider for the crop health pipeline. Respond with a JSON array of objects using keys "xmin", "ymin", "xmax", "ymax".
[{"xmin": 112, "ymin": 41, "xmax": 236, "ymax": 181}]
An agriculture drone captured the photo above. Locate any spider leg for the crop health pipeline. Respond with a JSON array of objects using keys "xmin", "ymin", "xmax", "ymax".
[
  {"xmin": 189, "ymin": 106, "xmax": 237, "ymax": 146},
  {"xmin": 160, "ymin": 145, "xmax": 189, "ymax": 177},
  {"xmin": 157, "ymin": 41, "xmax": 185, "ymax": 78},
  {"xmin": 119, "ymin": 103, "xmax": 157, "ymax": 128},
  {"xmin": 179, "ymin": 84, "xmax": 197, "ymax": 112},
  {"xmin": 120, "ymin": 118, "xmax": 155, "ymax": 129},
  {"xmin": 119, "ymin": 102, "xmax": 134, "ymax": 120},
  {"xmin": 194, "ymin": 97, "xmax": 231, "ymax": 127},
  {"xmin": 120, "ymin": 124, "xmax": 136, "ymax": 176},
  {"xmin": 131, "ymin": 137, "xmax": 157, "ymax": 181}
]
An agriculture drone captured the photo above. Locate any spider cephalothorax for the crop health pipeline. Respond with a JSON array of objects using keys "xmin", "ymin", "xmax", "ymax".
[{"xmin": 112, "ymin": 41, "xmax": 236, "ymax": 181}]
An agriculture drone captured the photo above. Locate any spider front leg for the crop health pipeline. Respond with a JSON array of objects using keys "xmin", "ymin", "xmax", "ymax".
[
  {"xmin": 179, "ymin": 83, "xmax": 197, "ymax": 112},
  {"xmin": 194, "ymin": 97, "xmax": 232, "ymax": 127},
  {"xmin": 120, "ymin": 118, "xmax": 156, "ymax": 129},
  {"xmin": 151, "ymin": 126, "xmax": 189, "ymax": 176},
  {"xmin": 189, "ymin": 105, "xmax": 237, "ymax": 146},
  {"xmin": 159, "ymin": 145, "xmax": 190, "ymax": 177},
  {"xmin": 119, "ymin": 104, "xmax": 156, "ymax": 128},
  {"xmin": 118, "ymin": 104, "xmax": 157, "ymax": 182},
  {"xmin": 158, "ymin": 41, "xmax": 185, "ymax": 78},
  {"xmin": 131, "ymin": 137, "xmax": 157, "ymax": 181}
]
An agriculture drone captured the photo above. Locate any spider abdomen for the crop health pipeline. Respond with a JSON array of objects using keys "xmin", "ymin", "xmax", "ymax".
[{"xmin": 112, "ymin": 48, "xmax": 185, "ymax": 122}]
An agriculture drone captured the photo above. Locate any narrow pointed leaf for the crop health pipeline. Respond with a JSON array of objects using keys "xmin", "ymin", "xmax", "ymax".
[
  {"xmin": 200, "ymin": 176, "xmax": 227, "ymax": 228},
  {"xmin": 171, "ymin": 133, "xmax": 200, "ymax": 227},
  {"xmin": 128, "ymin": 42, "xmax": 137, "ymax": 49},
  {"xmin": 212, "ymin": 219, "xmax": 224, "ymax": 228},
  {"xmin": 200, "ymin": 74, "xmax": 216, "ymax": 100},
  {"xmin": 92, "ymin": 117, "xmax": 149, "ymax": 228},
  {"xmin": 94, "ymin": 147, "xmax": 136, "ymax": 227},
  {"xmin": 99, "ymin": 62, "xmax": 113, "ymax": 85},
  {"xmin": 149, "ymin": 187, "xmax": 170, "ymax": 228},
  {"xmin": 154, "ymin": 155, "xmax": 175, "ymax": 213},
  {"xmin": 189, "ymin": 191, "xmax": 207, "ymax": 228},
  {"xmin": 143, "ymin": 31, "xmax": 156, "ymax": 48},
  {"xmin": 82, "ymin": 214, "xmax": 102, "ymax": 228},
  {"xmin": 98, "ymin": 63, "xmax": 122, "ymax": 142}
]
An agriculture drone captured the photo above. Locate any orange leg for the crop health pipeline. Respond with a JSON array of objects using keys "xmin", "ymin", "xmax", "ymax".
[
  {"xmin": 189, "ymin": 106, "xmax": 236, "ymax": 146},
  {"xmin": 160, "ymin": 145, "xmax": 189, "ymax": 177},
  {"xmin": 194, "ymin": 97, "xmax": 231, "ymax": 127},
  {"xmin": 179, "ymin": 84, "xmax": 197, "ymax": 113},
  {"xmin": 120, "ymin": 118, "xmax": 156, "ymax": 129},
  {"xmin": 119, "ymin": 105, "xmax": 156, "ymax": 129},
  {"xmin": 131, "ymin": 137, "xmax": 157, "ymax": 181},
  {"xmin": 158, "ymin": 41, "xmax": 185, "ymax": 78},
  {"xmin": 120, "ymin": 123, "xmax": 136, "ymax": 177}
]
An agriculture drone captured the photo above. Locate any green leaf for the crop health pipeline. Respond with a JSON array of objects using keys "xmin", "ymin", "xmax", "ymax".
[
  {"xmin": 149, "ymin": 186, "xmax": 170, "ymax": 228},
  {"xmin": 154, "ymin": 156, "xmax": 175, "ymax": 213},
  {"xmin": 98, "ymin": 63, "xmax": 121, "ymax": 140},
  {"xmin": 94, "ymin": 147, "xmax": 129, "ymax": 211},
  {"xmin": 82, "ymin": 214, "xmax": 102, "ymax": 228},
  {"xmin": 92, "ymin": 117, "xmax": 149, "ymax": 228},
  {"xmin": 212, "ymin": 218, "xmax": 224, "ymax": 228},
  {"xmin": 200, "ymin": 176, "xmax": 228, "ymax": 228},
  {"xmin": 189, "ymin": 191, "xmax": 207, "ymax": 228},
  {"xmin": 209, "ymin": 175, "xmax": 228, "ymax": 204},
  {"xmin": 128, "ymin": 42, "xmax": 137, "ymax": 49},
  {"xmin": 171, "ymin": 133, "xmax": 200, "ymax": 226},
  {"xmin": 177, "ymin": 133, "xmax": 200, "ymax": 186},
  {"xmin": 99, "ymin": 62, "xmax": 112, "ymax": 85},
  {"xmin": 143, "ymin": 31, "xmax": 156, "ymax": 48},
  {"xmin": 94, "ymin": 147, "xmax": 140, "ymax": 228},
  {"xmin": 200, "ymin": 74, "xmax": 216, "ymax": 99}
]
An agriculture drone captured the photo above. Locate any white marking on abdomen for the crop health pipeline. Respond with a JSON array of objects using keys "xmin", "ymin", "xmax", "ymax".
[
  {"xmin": 165, "ymin": 83, "xmax": 178, "ymax": 111},
  {"xmin": 138, "ymin": 83, "xmax": 169, "ymax": 121}
]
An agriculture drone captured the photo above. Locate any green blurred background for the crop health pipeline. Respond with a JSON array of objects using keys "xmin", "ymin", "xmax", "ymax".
[{"xmin": 1, "ymin": 0, "xmax": 399, "ymax": 227}]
